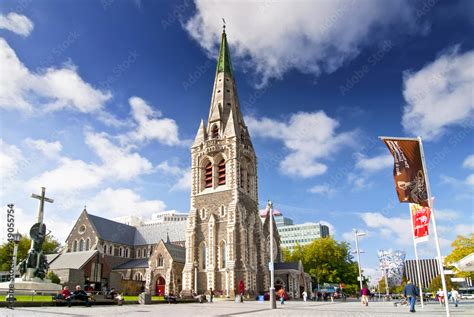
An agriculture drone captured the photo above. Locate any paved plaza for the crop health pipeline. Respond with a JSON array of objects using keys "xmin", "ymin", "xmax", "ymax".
[{"xmin": 2, "ymin": 300, "xmax": 473, "ymax": 317}]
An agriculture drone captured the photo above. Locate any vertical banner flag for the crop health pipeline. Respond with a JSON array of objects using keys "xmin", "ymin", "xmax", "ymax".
[
  {"xmin": 381, "ymin": 138, "xmax": 429, "ymax": 206},
  {"xmin": 410, "ymin": 203, "xmax": 431, "ymax": 243}
]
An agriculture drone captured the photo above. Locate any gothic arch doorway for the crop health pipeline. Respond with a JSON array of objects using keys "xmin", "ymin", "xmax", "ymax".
[{"xmin": 155, "ymin": 276, "xmax": 166, "ymax": 295}]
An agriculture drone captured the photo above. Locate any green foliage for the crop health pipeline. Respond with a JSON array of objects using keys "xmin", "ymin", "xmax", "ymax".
[
  {"xmin": 284, "ymin": 237, "xmax": 360, "ymax": 287},
  {"xmin": 343, "ymin": 284, "xmax": 359, "ymax": 296},
  {"xmin": 47, "ymin": 271, "xmax": 60, "ymax": 284},
  {"xmin": 428, "ymin": 274, "xmax": 454, "ymax": 292},
  {"xmin": 445, "ymin": 233, "xmax": 474, "ymax": 279},
  {"xmin": 0, "ymin": 235, "xmax": 62, "ymax": 271}
]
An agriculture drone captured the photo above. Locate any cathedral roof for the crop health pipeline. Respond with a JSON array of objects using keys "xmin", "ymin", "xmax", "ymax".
[
  {"xmin": 49, "ymin": 250, "xmax": 98, "ymax": 270},
  {"xmin": 163, "ymin": 242, "xmax": 186, "ymax": 263},
  {"xmin": 88, "ymin": 213, "xmax": 137, "ymax": 245},
  {"xmin": 113, "ymin": 258, "xmax": 149, "ymax": 269},
  {"xmin": 134, "ymin": 221, "xmax": 186, "ymax": 245}
]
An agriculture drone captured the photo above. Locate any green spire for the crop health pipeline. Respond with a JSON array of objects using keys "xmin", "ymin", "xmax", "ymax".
[{"xmin": 217, "ymin": 29, "xmax": 233, "ymax": 76}]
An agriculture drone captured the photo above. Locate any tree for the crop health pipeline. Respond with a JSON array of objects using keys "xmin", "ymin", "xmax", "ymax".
[
  {"xmin": 47, "ymin": 271, "xmax": 61, "ymax": 284},
  {"xmin": 445, "ymin": 233, "xmax": 474, "ymax": 279},
  {"xmin": 284, "ymin": 237, "xmax": 360, "ymax": 287},
  {"xmin": 428, "ymin": 274, "xmax": 454, "ymax": 292},
  {"xmin": 0, "ymin": 234, "xmax": 62, "ymax": 271}
]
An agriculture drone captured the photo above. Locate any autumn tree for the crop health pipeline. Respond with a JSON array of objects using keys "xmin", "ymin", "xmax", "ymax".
[
  {"xmin": 428, "ymin": 274, "xmax": 454, "ymax": 292},
  {"xmin": 445, "ymin": 233, "xmax": 474, "ymax": 279},
  {"xmin": 0, "ymin": 235, "xmax": 62, "ymax": 271}
]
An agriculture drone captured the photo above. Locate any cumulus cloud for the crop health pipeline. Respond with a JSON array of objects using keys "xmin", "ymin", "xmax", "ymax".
[
  {"xmin": 24, "ymin": 138, "xmax": 62, "ymax": 159},
  {"xmin": 124, "ymin": 96, "xmax": 182, "ymax": 146},
  {"xmin": 27, "ymin": 131, "xmax": 153, "ymax": 194},
  {"xmin": 308, "ymin": 184, "xmax": 335, "ymax": 196},
  {"xmin": 246, "ymin": 111, "xmax": 357, "ymax": 178},
  {"xmin": 0, "ymin": 139, "xmax": 23, "ymax": 181},
  {"xmin": 88, "ymin": 187, "xmax": 166, "ymax": 218},
  {"xmin": 0, "ymin": 13, "xmax": 34, "ymax": 36},
  {"xmin": 402, "ymin": 46, "xmax": 474, "ymax": 140},
  {"xmin": 463, "ymin": 154, "xmax": 474, "ymax": 169},
  {"xmin": 0, "ymin": 38, "xmax": 112, "ymax": 114},
  {"xmin": 185, "ymin": 0, "xmax": 419, "ymax": 86},
  {"xmin": 355, "ymin": 153, "xmax": 392, "ymax": 173},
  {"xmin": 360, "ymin": 212, "xmax": 412, "ymax": 245}
]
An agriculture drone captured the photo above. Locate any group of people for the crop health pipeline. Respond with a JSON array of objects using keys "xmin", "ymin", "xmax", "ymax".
[
  {"xmin": 55, "ymin": 285, "xmax": 91, "ymax": 307},
  {"xmin": 55, "ymin": 285, "xmax": 124, "ymax": 307}
]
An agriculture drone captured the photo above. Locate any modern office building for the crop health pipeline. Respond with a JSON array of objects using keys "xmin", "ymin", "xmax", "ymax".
[{"xmin": 404, "ymin": 258, "xmax": 441, "ymax": 288}]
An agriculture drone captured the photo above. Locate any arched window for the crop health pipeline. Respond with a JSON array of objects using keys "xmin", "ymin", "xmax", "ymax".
[
  {"xmin": 200, "ymin": 242, "xmax": 207, "ymax": 270},
  {"xmin": 85, "ymin": 238, "xmax": 90, "ymax": 251},
  {"xmin": 119, "ymin": 247, "xmax": 123, "ymax": 257},
  {"xmin": 158, "ymin": 254, "xmax": 164, "ymax": 267},
  {"xmin": 218, "ymin": 159, "xmax": 226, "ymax": 186},
  {"xmin": 211, "ymin": 125, "xmax": 219, "ymax": 139},
  {"xmin": 144, "ymin": 248, "xmax": 148, "ymax": 258},
  {"xmin": 125, "ymin": 248, "xmax": 129, "ymax": 258},
  {"xmin": 79, "ymin": 239, "xmax": 84, "ymax": 251},
  {"xmin": 205, "ymin": 162, "xmax": 213, "ymax": 188},
  {"xmin": 109, "ymin": 245, "xmax": 114, "ymax": 255},
  {"xmin": 73, "ymin": 240, "xmax": 78, "ymax": 252},
  {"xmin": 220, "ymin": 241, "xmax": 226, "ymax": 269},
  {"xmin": 133, "ymin": 272, "xmax": 144, "ymax": 281},
  {"xmin": 137, "ymin": 249, "xmax": 141, "ymax": 258}
]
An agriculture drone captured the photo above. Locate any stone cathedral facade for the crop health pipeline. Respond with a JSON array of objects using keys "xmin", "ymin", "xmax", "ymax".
[{"xmin": 181, "ymin": 29, "xmax": 272, "ymax": 297}]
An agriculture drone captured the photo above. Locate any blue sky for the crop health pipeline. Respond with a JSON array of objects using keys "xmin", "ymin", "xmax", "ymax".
[{"xmin": 0, "ymin": 0, "xmax": 473, "ymax": 283}]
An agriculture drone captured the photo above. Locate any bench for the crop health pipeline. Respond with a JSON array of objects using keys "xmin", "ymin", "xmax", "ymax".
[
  {"xmin": 52, "ymin": 296, "xmax": 93, "ymax": 307},
  {"xmin": 165, "ymin": 295, "xmax": 177, "ymax": 304}
]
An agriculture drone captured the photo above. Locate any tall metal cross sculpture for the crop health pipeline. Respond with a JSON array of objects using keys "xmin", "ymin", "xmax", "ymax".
[{"xmin": 31, "ymin": 187, "xmax": 54, "ymax": 224}]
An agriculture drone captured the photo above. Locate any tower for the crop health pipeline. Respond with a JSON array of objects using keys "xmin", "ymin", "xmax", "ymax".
[{"xmin": 181, "ymin": 27, "xmax": 267, "ymax": 297}]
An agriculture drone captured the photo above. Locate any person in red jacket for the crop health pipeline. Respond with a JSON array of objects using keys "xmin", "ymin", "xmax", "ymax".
[{"xmin": 361, "ymin": 285, "xmax": 370, "ymax": 306}]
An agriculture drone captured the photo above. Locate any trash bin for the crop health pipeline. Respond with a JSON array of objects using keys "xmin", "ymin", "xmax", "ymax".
[
  {"xmin": 139, "ymin": 292, "xmax": 152, "ymax": 305},
  {"xmin": 258, "ymin": 295, "xmax": 264, "ymax": 302}
]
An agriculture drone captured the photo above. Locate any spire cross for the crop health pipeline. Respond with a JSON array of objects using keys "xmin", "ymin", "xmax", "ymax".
[
  {"xmin": 31, "ymin": 187, "xmax": 54, "ymax": 224},
  {"xmin": 222, "ymin": 18, "xmax": 226, "ymax": 33}
]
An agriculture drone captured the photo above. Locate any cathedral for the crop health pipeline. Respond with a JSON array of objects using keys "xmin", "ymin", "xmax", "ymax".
[
  {"xmin": 51, "ymin": 28, "xmax": 313, "ymax": 299},
  {"xmin": 180, "ymin": 27, "xmax": 275, "ymax": 297}
]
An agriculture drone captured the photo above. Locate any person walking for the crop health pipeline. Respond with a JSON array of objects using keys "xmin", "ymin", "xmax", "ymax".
[
  {"xmin": 361, "ymin": 285, "xmax": 370, "ymax": 306},
  {"xmin": 209, "ymin": 288, "xmax": 214, "ymax": 303},
  {"xmin": 403, "ymin": 280, "xmax": 419, "ymax": 313},
  {"xmin": 278, "ymin": 288, "xmax": 287, "ymax": 305},
  {"xmin": 451, "ymin": 288, "xmax": 460, "ymax": 307},
  {"xmin": 302, "ymin": 290, "xmax": 307, "ymax": 302}
]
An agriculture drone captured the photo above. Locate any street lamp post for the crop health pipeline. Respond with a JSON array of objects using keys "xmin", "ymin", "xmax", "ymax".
[
  {"xmin": 353, "ymin": 229, "xmax": 366, "ymax": 292},
  {"xmin": 268, "ymin": 201, "xmax": 276, "ymax": 309}
]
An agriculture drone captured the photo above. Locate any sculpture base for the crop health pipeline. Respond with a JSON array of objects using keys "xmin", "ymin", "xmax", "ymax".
[{"xmin": 0, "ymin": 278, "xmax": 62, "ymax": 295}]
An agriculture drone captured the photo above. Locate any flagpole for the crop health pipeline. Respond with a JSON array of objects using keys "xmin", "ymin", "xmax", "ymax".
[
  {"xmin": 409, "ymin": 204, "xmax": 424, "ymax": 310},
  {"xmin": 418, "ymin": 137, "xmax": 450, "ymax": 316}
]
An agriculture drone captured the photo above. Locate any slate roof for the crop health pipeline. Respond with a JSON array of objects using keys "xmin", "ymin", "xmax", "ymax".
[
  {"xmin": 46, "ymin": 253, "xmax": 61, "ymax": 265},
  {"xmin": 134, "ymin": 221, "xmax": 187, "ymax": 246},
  {"xmin": 88, "ymin": 213, "xmax": 137, "ymax": 245},
  {"xmin": 49, "ymin": 250, "xmax": 98, "ymax": 270},
  {"xmin": 113, "ymin": 258, "xmax": 149, "ymax": 270},
  {"xmin": 164, "ymin": 243, "xmax": 186, "ymax": 263},
  {"xmin": 274, "ymin": 262, "xmax": 300, "ymax": 271}
]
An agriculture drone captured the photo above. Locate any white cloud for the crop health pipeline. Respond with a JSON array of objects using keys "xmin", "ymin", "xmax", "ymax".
[
  {"xmin": 355, "ymin": 153, "xmax": 392, "ymax": 173},
  {"xmin": 0, "ymin": 38, "xmax": 112, "ymax": 114},
  {"xmin": 402, "ymin": 47, "xmax": 474, "ymax": 140},
  {"xmin": 88, "ymin": 187, "xmax": 166, "ymax": 218},
  {"xmin": 0, "ymin": 139, "xmax": 23, "ymax": 181},
  {"xmin": 360, "ymin": 212, "xmax": 412, "ymax": 245},
  {"xmin": 463, "ymin": 154, "xmax": 474, "ymax": 169},
  {"xmin": 24, "ymin": 138, "xmax": 62, "ymax": 159},
  {"xmin": 0, "ymin": 13, "xmax": 34, "ymax": 36},
  {"xmin": 309, "ymin": 184, "xmax": 335, "ymax": 196},
  {"xmin": 171, "ymin": 170, "xmax": 191, "ymax": 192},
  {"xmin": 27, "ymin": 158, "xmax": 103, "ymax": 194},
  {"xmin": 434, "ymin": 209, "xmax": 460, "ymax": 221},
  {"xmin": 185, "ymin": 0, "xmax": 418, "ymax": 87},
  {"xmin": 246, "ymin": 111, "xmax": 356, "ymax": 178},
  {"xmin": 125, "ymin": 96, "xmax": 181, "ymax": 146},
  {"xmin": 85, "ymin": 131, "xmax": 153, "ymax": 180}
]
